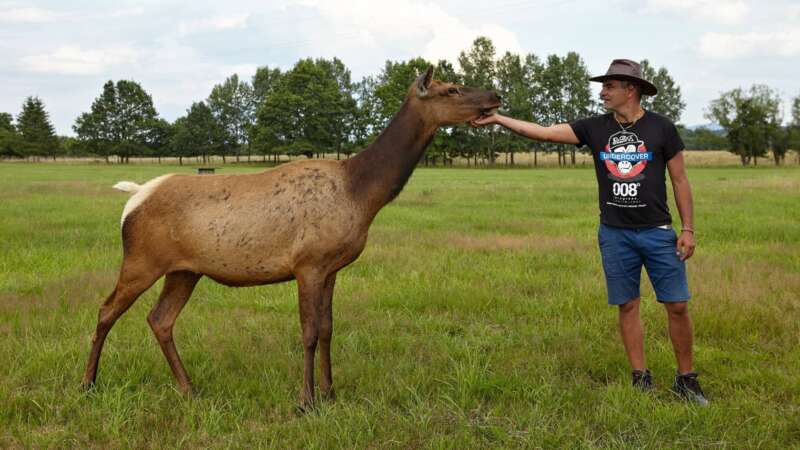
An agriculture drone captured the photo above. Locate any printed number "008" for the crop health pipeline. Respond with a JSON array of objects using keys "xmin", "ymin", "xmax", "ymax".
[{"xmin": 613, "ymin": 182, "xmax": 639, "ymax": 197}]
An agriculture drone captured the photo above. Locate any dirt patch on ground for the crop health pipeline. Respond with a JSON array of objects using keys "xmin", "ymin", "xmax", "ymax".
[
  {"xmin": 0, "ymin": 271, "xmax": 118, "ymax": 315},
  {"xmin": 1, "ymin": 181, "xmax": 109, "ymax": 200},
  {"xmin": 691, "ymin": 255, "xmax": 800, "ymax": 307},
  {"xmin": 444, "ymin": 232, "xmax": 588, "ymax": 253}
]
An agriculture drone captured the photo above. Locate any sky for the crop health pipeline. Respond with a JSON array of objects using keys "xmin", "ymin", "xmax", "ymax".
[{"xmin": 1, "ymin": 0, "xmax": 798, "ymax": 135}]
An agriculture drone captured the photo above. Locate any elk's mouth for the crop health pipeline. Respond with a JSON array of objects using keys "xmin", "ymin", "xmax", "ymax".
[
  {"xmin": 479, "ymin": 103, "xmax": 501, "ymax": 118},
  {"xmin": 480, "ymin": 107, "xmax": 499, "ymax": 117}
]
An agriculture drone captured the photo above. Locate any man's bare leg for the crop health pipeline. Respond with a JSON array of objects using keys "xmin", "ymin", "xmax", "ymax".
[
  {"xmin": 618, "ymin": 297, "xmax": 646, "ymax": 371},
  {"xmin": 664, "ymin": 301, "xmax": 693, "ymax": 374}
]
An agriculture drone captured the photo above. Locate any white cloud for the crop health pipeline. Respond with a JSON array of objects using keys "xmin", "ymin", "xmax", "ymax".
[
  {"xmin": 20, "ymin": 45, "xmax": 144, "ymax": 75},
  {"xmin": 0, "ymin": 2, "xmax": 60, "ymax": 23},
  {"xmin": 641, "ymin": 0, "xmax": 748, "ymax": 25},
  {"xmin": 176, "ymin": 13, "xmax": 250, "ymax": 36},
  {"xmin": 218, "ymin": 64, "xmax": 258, "ymax": 79},
  {"xmin": 288, "ymin": 0, "xmax": 523, "ymax": 66},
  {"xmin": 699, "ymin": 30, "xmax": 800, "ymax": 59},
  {"xmin": 100, "ymin": 7, "xmax": 147, "ymax": 19}
]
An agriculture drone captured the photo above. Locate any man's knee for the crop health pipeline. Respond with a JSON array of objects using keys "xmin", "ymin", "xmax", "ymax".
[
  {"xmin": 618, "ymin": 298, "xmax": 640, "ymax": 315},
  {"xmin": 665, "ymin": 301, "xmax": 689, "ymax": 317}
]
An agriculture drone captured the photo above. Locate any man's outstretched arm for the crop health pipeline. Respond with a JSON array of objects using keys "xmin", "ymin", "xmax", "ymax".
[{"xmin": 471, "ymin": 114, "xmax": 580, "ymax": 145}]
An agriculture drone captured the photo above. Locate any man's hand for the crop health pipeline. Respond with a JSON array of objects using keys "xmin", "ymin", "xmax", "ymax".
[
  {"xmin": 676, "ymin": 231, "xmax": 695, "ymax": 261},
  {"xmin": 470, "ymin": 114, "xmax": 502, "ymax": 128}
]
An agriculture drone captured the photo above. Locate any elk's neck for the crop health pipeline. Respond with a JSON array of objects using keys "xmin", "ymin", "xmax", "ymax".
[{"xmin": 345, "ymin": 100, "xmax": 438, "ymax": 215}]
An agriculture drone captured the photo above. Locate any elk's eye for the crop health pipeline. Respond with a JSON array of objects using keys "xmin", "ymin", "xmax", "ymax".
[{"xmin": 448, "ymin": 87, "xmax": 459, "ymax": 95}]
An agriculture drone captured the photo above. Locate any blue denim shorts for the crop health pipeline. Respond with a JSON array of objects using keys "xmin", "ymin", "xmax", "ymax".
[{"xmin": 598, "ymin": 223, "xmax": 691, "ymax": 305}]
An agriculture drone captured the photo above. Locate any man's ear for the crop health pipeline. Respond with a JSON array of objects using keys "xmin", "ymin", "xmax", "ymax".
[{"xmin": 415, "ymin": 65, "xmax": 434, "ymax": 97}]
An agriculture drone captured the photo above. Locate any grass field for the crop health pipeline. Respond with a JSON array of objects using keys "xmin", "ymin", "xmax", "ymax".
[{"xmin": 1, "ymin": 162, "xmax": 799, "ymax": 448}]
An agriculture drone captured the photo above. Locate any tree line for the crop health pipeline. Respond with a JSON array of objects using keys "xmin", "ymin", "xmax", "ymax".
[{"xmin": 1, "ymin": 37, "xmax": 798, "ymax": 166}]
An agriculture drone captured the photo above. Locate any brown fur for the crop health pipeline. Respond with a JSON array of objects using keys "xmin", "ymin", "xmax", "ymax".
[{"xmin": 81, "ymin": 67, "xmax": 501, "ymax": 409}]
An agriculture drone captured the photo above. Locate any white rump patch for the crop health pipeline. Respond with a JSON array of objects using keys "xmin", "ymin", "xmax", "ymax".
[
  {"xmin": 118, "ymin": 174, "xmax": 173, "ymax": 227},
  {"xmin": 112, "ymin": 181, "xmax": 141, "ymax": 193}
]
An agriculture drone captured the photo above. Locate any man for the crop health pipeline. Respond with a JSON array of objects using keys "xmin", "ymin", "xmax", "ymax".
[{"xmin": 472, "ymin": 59, "xmax": 707, "ymax": 405}]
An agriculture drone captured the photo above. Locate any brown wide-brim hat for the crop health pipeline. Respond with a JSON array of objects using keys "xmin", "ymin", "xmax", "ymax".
[{"xmin": 589, "ymin": 59, "xmax": 658, "ymax": 96}]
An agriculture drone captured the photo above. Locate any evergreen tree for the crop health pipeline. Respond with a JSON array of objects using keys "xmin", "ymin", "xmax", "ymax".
[{"xmin": 17, "ymin": 96, "xmax": 59, "ymax": 160}]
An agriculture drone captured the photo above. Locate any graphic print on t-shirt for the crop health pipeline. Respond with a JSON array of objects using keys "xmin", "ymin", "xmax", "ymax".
[{"xmin": 600, "ymin": 130, "xmax": 653, "ymax": 208}]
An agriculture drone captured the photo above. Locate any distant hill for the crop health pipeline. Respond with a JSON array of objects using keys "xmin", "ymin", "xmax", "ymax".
[
  {"xmin": 686, "ymin": 123, "xmax": 725, "ymax": 133},
  {"xmin": 680, "ymin": 124, "xmax": 728, "ymax": 150}
]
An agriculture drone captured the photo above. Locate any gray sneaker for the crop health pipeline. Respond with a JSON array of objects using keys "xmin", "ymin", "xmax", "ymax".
[
  {"xmin": 632, "ymin": 369, "xmax": 654, "ymax": 391},
  {"xmin": 672, "ymin": 372, "xmax": 709, "ymax": 406}
]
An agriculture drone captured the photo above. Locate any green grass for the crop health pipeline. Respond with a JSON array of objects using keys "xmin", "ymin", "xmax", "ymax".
[{"xmin": 1, "ymin": 162, "xmax": 799, "ymax": 448}]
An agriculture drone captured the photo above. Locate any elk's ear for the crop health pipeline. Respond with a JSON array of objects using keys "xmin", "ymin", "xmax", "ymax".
[{"xmin": 415, "ymin": 65, "xmax": 434, "ymax": 97}]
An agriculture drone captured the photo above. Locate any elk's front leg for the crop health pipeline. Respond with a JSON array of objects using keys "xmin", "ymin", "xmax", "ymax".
[
  {"xmin": 295, "ymin": 269, "xmax": 325, "ymax": 411},
  {"xmin": 319, "ymin": 272, "xmax": 337, "ymax": 400}
]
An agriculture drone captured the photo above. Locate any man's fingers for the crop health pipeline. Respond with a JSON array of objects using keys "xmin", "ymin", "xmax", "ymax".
[
  {"xmin": 471, "ymin": 116, "xmax": 498, "ymax": 127},
  {"xmin": 677, "ymin": 236, "xmax": 696, "ymax": 261},
  {"xmin": 676, "ymin": 236, "xmax": 691, "ymax": 261}
]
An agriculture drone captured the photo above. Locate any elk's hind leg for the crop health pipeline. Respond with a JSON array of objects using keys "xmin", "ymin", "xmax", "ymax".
[
  {"xmin": 147, "ymin": 271, "xmax": 201, "ymax": 395},
  {"xmin": 82, "ymin": 261, "xmax": 162, "ymax": 390}
]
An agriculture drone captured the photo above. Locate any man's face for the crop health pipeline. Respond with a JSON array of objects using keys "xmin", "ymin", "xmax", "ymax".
[{"xmin": 600, "ymin": 80, "xmax": 636, "ymax": 111}]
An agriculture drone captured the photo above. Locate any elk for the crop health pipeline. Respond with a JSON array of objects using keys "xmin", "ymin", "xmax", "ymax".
[{"xmin": 81, "ymin": 66, "xmax": 501, "ymax": 409}]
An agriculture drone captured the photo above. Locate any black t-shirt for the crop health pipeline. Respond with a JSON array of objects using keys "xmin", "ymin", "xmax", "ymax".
[{"xmin": 569, "ymin": 110, "xmax": 684, "ymax": 228}]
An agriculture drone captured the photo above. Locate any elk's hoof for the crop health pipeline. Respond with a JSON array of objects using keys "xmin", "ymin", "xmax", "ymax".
[
  {"xmin": 296, "ymin": 396, "xmax": 316, "ymax": 414},
  {"xmin": 177, "ymin": 384, "xmax": 194, "ymax": 398},
  {"xmin": 321, "ymin": 387, "xmax": 336, "ymax": 402},
  {"xmin": 80, "ymin": 380, "xmax": 96, "ymax": 392},
  {"xmin": 295, "ymin": 402, "xmax": 316, "ymax": 415}
]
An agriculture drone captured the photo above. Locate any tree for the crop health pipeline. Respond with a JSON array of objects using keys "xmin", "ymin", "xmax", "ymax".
[
  {"xmin": 495, "ymin": 52, "xmax": 533, "ymax": 165},
  {"xmin": 790, "ymin": 95, "xmax": 800, "ymax": 164},
  {"xmin": 639, "ymin": 60, "xmax": 686, "ymax": 123},
  {"xmin": 318, "ymin": 58, "xmax": 358, "ymax": 159},
  {"xmin": 249, "ymin": 66, "xmax": 284, "ymax": 161},
  {"xmin": 459, "ymin": 37, "xmax": 496, "ymax": 91},
  {"xmin": 373, "ymin": 57, "xmax": 431, "ymax": 127},
  {"xmin": 680, "ymin": 126, "xmax": 727, "ymax": 150},
  {"xmin": 144, "ymin": 118, "xmax": 174, "ymax": 163},
  {"xmin": 170, "ymin": 102, "xmax": 225, "ymax": 164},
  {"xmin": 60, "ymin": 136, "xmax": 86, "ymax": 158},
  {"xmin": 74, "ymin": 80, "xmax": 160, "ymax": 163},
  {"xmin": 771, "ymin": 125, "xmax": 790, "ymax": 165},
  {"xmin": 522, "ymin": 53, "xmax": 547, "ymax": 166},
  {"xmin": 0, "ymin": 112, "xmax": 22, "ymax": 158},
  {"xmin": 560, "ymin": 52, "xmax": 593, "ymax": 165},
  {"xmin": 252, "ymin": 66, "xmax": 282, "ymax": 106},
  {"xmin": 537, "ymin": 53, "xmax": 593, "ymax": 166},
  {"xmin": 0, "ymin": 112, "xmax": 13, "ymax": 131},
  {"xmin": 17, "ymin": 96, "xmax": 59, "ymax": 160},
  {"xmin": 350, "ymin": 75, "xmax": 380, "ymax": 152},
  {"xmin": 459, "ymin": 37, "xmax": 497, "ymax": 164},
  {"xmin": 706, "ymin": 85, "xmax": 781, "ymax": 166},
  {"xmin": 208, "ymin": 74, "xmax": 256, "ymax": 162},
  {"xmin": 167, "ymin": 117, "xmax": 192, "ymax": 165},
  {"xmin": 254, "ymin": 58, "xmax": 353, "ymax": 159}
]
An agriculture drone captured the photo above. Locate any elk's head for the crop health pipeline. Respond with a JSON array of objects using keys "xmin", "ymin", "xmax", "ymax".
[{"xmin": 409, "ymin": 66, "xmax": 502, "ymax": 126}]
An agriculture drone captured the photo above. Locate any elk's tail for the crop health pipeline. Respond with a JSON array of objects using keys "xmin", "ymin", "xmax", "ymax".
[{"xmin": 113, "ymin": 181, "xmax": 142, "ymax": 194}]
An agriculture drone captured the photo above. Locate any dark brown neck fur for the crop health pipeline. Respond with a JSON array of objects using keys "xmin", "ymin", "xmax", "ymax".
[{"xmin": 345, "ymin": 98, "xmax": 437, "ymax": 215}]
